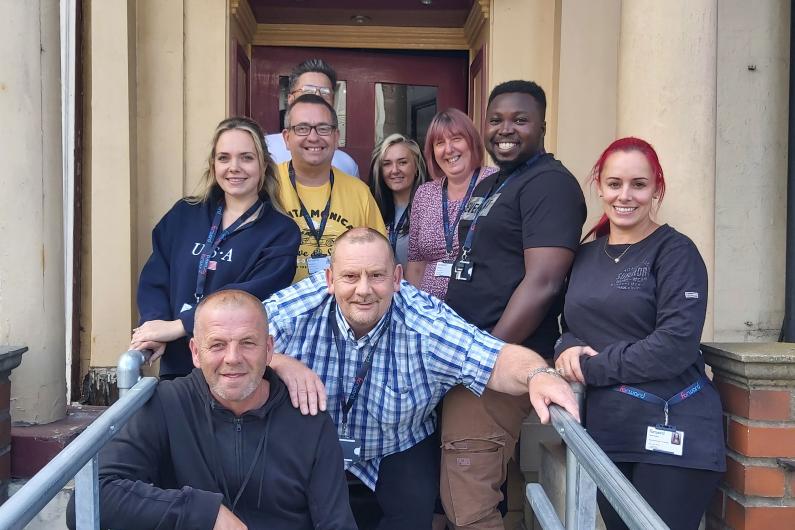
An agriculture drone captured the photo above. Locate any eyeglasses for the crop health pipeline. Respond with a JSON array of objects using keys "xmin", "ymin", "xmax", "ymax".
[
  {"xmin": 289, "ymin": 124, "xmax": 337, "ymax": 136},
  {"xmin": 291, "ymin": 85, "xmax": 333, "ymax": 98}
]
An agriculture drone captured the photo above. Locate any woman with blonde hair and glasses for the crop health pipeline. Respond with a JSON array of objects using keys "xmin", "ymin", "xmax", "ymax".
[
  {"xmin": 369, "ymin": 134, "xmax": 428, "ymax": 268},
  {"xmin": 132, "ymin": 116, "xmax": 300, "ymax": 379}
]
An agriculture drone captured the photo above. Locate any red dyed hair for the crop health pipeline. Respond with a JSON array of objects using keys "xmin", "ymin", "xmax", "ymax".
[
  {"xmin": 423, "ymin": 108, "xmax": 485, "ymax": 181},
  {"xmin": 584, "ymin": 137, "xmax": 666, "ymax": 240}
]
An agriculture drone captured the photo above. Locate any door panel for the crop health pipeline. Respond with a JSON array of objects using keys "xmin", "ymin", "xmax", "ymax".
[{"xmin": 251, "ymin": 46, "xmax": 469, "ymax": 178}]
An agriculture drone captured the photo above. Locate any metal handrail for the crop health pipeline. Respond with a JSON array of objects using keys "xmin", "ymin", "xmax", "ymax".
[
  {"xmin": 527, "ymin": 400, "xmax": 668, "ymax": 530},
  {"xmin": 0, "ymin": 377, "xmax": 157, "ymax": 530},
  {"xmin": 117, "ymin": 349, "xmax": 151, "ymax": 397}
]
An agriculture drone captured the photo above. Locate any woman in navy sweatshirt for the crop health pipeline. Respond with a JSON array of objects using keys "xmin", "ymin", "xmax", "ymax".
[
  {"xmin": 554, "ymin": 137, "xmax": 724, "ymax": 529},
  {"xmin": 131, "ymin": 117, "xmax": 300, "ymax": 378}
]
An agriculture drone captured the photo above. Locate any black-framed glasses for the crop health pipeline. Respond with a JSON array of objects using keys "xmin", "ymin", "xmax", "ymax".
[
  {"xmin": 291, "ymin": 85, "xmax": 333, "ymax": 98},
  {"xmin": 289, "ymin": 124, "xmax": 337, "ymax": 136}
]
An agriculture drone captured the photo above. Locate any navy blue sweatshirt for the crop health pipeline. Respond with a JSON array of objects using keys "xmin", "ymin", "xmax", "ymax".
[
  {"xmin": 136, "ymin": 191, "xmax": 300, "ymax": 376},
  {"xmin": 556, "ymin": 225, "xmax": 725, "ymax": 471},
  {"xmin": 67, "ymin": 369, "xmax": 357, "ymax": 530}
]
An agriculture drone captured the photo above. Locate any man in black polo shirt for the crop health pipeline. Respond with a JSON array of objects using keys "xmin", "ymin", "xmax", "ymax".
[{"xmin": 442, "ymin": 80, "xmax": 586, "ymax": 529}]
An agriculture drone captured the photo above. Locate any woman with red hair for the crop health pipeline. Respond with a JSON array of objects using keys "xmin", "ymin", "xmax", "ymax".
[
  {"xmin": 405, "ymin": 108, "xmax": 496, "ymax": 299},
  {"xmin": 554, "ymin": 137, "xmax": 725, "ymax": 529}
]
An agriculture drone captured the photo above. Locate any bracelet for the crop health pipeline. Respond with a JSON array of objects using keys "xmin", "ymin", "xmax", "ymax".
[{"xmin": 526, "ymin": 367, "xmax": 561, "ymax": 386}]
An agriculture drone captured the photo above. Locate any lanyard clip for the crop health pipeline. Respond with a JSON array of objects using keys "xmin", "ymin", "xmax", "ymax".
[
  {"xmin": 663, "ymin": 402, "xmax": 670, "ymax": 426},
  {"xmin": 341, "ymin": 421, "xmax": 348, "ymax": 437}
]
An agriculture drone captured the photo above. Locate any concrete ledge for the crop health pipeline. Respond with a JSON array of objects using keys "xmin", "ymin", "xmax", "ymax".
[
  {"xmin": 11, "ymin": 405, "xmax": 105, "ymax": 478},
  {"xmin": 702, "ymin": 343, "xmax": 795, "ymax": 386}
]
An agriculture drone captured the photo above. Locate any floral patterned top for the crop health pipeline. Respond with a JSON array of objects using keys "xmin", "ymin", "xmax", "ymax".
[{"xmin": 408, "ymin": 166, "xmax": 498, "ymax": 300}]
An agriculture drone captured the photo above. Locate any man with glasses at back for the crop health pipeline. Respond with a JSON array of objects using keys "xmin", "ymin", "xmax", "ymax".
[
  {"xmin": 265, "ymin": 58, "xmax": 360, "ymax": 177},
  {"xmin": 275, "ymin": 94, "xmax": 386, "ymax": 282}
]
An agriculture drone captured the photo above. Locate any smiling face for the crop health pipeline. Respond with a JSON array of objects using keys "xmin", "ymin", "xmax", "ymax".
[
  {"xmin": 326, "ymin": 236, "xmax": 401, "ymax": 339},
  {"xmin": 213, "ymin": 129, "xmax": 262, "ymax": 203},
  {"xmin": 381, "ymin": 143, "xmax": 417, "ymax": 197},
  {"xmin": 485, "ymin": 92, "xmax": 546, "ymax": 170},
  {"xmin": 283, "ymin": 101, "xmax": 339, "ymax": 171},
  {"xmin": 598, "ymin": 150, "xmax": 659, "ymax": 239},
  {"xmin": 432, "ymin": 133, "xmax": 474, "ymax": 183},
  {"xmin": 190, "ymin": 300, "xmax": 273, "ymax": 416}
]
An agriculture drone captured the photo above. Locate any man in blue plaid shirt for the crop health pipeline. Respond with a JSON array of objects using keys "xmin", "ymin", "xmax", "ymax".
[{"xmin": 265, "ymin": 228, "xmax": 578, "ymax": 530}]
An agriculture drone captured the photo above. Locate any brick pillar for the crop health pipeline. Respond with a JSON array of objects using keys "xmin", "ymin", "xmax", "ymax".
[
  {"xmin": 702, "ymin": 343, "xmax": 795, "ymax": 529},
  {"xmin": 0, "ymin": 347, "xmax": 26, "ymax": 504}
]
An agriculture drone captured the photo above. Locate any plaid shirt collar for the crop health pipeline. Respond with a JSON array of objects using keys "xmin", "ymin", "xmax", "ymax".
[{"xmin": 334, "ymin": 300, "xmax": 392, "ymax": 349}]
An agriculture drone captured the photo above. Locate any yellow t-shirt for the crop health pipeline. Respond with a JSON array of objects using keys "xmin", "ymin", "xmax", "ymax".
[{"xmin": 276, "ymin": 162, "xmax": 387, "ymax": 282}]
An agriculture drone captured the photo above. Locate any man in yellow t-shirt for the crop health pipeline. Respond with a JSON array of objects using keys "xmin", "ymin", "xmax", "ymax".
[{"xmin": 276, "ymin": 94, "xmax": 386, "ymax": 282}]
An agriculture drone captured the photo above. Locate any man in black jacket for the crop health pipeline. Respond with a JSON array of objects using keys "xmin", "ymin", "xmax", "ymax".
[{"xmin": 68, "ymin": 289, "xmax": 356, "ymax": 530}]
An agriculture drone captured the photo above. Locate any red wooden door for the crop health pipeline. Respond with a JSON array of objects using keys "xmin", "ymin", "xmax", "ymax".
[{"xmin": 250, "ymin": 47, "xmax": 469, "ymax": 178}]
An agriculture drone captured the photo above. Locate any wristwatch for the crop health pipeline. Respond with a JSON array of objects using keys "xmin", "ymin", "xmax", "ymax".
[{"xmin": 527, "ymin": 367, "xmax": 561, "ymax": 386}]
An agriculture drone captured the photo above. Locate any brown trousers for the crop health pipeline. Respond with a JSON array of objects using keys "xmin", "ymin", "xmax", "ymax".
[{"xmin": 440, "ymin": 385, "xmax": 532, "ymax": 530}]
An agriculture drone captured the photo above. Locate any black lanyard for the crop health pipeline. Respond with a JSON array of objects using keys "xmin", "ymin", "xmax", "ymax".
[
  {"xmin": 329, "ymin": 301, "xmax": 392, "ymax": 436},
  {"xmin": 388, "ymin": 207, "xmax": 409, "ymax": 250},
  {"xmin": 442, "ymin": 168, "xmax": 480, "ymax": 256},
  {"xmin": 459, "ymin": 153, "xmax": 544, "ymax": 260},
  {"xmin": 288, "ymin": 162, "xmax": 334, "ymax": 252},
  {"xmin": 194, "ymin": 200, "xmax": 262, "ymax": 303}
]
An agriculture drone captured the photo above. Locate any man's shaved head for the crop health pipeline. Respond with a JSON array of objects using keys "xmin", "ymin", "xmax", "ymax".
[
  {"xmin": 330, "ymin": 227, "xmax": 396, "ymax": 269},
  {"xmin": 194, "ymin": 289, "xmax": 268, "ymax": 336}
]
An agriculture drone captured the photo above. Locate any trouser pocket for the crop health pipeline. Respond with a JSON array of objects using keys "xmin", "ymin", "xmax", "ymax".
[{"xmin": 440, "ymin": 436, "xmax": 507, "ymax": 528}]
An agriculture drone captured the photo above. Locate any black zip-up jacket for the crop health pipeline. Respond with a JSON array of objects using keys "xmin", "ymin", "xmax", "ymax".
[{"xmin": 68, "ymin": 369, "xmax": 356, "ymax": 529}]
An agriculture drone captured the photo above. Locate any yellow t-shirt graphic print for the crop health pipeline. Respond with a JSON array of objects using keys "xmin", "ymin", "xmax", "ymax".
[{"xmin": 276, "ymin": 162, "xmax": 387, "ymax": 282}]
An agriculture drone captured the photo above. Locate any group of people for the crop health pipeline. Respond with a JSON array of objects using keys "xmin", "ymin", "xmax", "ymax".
[{"xmin": 74, "ymin": 58, "xmax": 725, "ymax": 530}]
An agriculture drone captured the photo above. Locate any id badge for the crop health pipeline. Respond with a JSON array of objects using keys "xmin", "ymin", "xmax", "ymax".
[
  {"xmin": 307, "ymin": 255, "xmax": 331, "ymax": 275},
  {"xmin": 434, "ymin": 261, "xmax": 453, "ymax": 278},
  {"xmin": 339, "ymin": 437, "xmax": 362, "ymax": 464},
  {"xmin": 645, "ymin": 425, "xmax": 684, "ymax": 456},
  {"xmin": 452, "ymin": 257, "xmax": 474, "ymax": 282}
]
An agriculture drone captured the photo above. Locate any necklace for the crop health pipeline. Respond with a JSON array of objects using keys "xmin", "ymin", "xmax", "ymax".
[{"xmin": 603, "ymin": 239, "xmax": 633, "ymax": 263}]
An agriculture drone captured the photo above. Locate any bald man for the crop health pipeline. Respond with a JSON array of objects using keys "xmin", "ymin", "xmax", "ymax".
[
  {"xmin": 69, "ymin": 290, "xmax": 355, "ymax": 530},
  {"xmin": 265, "ymin": 227, "xmax": 578, "ymax": 530}
]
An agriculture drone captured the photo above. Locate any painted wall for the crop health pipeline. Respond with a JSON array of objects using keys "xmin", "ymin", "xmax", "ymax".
[
  {"xmin": 0, "ymin": 0, "xmax": 66, "ymax": 423},
  {"xmin": 489, "ymin": 0, "xmax": 561, "ymax": 154},
  {"xmin": 617, "ymin": 1, "xmax": 718, "ymax": 339},
  {"xmin": 714, "ymin": 0, "xmax": 790, "ymax": 341},
  {"xmin": 82, "ymin": 0, "xmax": 229, "ymax": 369},
  {"xmin": 556, "ymin": 0, "xmax": 620, "ymax": 230}
]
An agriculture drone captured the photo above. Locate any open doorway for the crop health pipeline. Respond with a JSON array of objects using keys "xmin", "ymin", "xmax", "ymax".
[{"xmin": 250, "ymin": 46, "xmax": 469, "ymax": 177}]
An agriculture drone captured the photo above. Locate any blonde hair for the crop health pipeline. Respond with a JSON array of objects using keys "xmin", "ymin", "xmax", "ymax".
[
  {"xmin": 187, "ymin": 117, "xmax": 284, "ymax": 214},
  {"xmin": 368, "ymin": 133, "xmax": 428, "ymax": 230}
]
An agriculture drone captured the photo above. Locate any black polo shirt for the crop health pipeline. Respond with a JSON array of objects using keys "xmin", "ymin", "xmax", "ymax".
[{"xmin": 445, "ymin": 154, "xmax": 586, "ymax": 357}]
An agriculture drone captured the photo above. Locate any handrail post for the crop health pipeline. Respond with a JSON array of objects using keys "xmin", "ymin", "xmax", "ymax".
[
  {"xmin": 116, "ymin": 349, "xmax": 148, "ymax": 398},
  {"xmin": 564, "ymin": 383, "xmax": 597, "ymax": 530},
  {"xmin": 74, "ymin": 455, "xmax": 99, "ymax": 530}
]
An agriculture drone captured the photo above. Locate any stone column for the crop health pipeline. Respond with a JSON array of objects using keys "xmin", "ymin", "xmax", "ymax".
[
  {"xmin": 617, "ymin": 0, "xmax": 718, "ymax": 339},
  {"xmin": 0, "ymin": 1, "xmax": 67, "ymax": 423},
  {"xmin": 702, "ymin": 343, "xmax": 795, "ymax": 529}
]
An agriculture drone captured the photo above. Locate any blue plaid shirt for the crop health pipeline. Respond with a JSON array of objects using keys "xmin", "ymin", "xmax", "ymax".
[{"xmin": 265, "ymin": 273, "xmax": 504, "ymax": 489}]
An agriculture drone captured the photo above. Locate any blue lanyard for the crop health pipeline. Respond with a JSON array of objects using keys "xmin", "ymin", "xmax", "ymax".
[
  {"xmin": 329, "ymin": 301, "xmax": 392, "ymax": 436},
  {"xmin": 613, "ymin": 377, "xmax": 708, "ymax": 426},
  {"xmin": 194, "ymin": 199, "xmax": 262, "ymax": 303},
  {"xmin": 388, "ymin": 207, "xmax": 408, "ymax": 250},
  {"xmin": 459, "ymin": 153, "xmax": 544, "ymax": 259},
  {"xmin": 288, "ymin": 162, "xmax": 334, "ymax": 252},
  {"xmin": 442, "ymin": 168, "xmax": 480, "ymax": 256}
]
